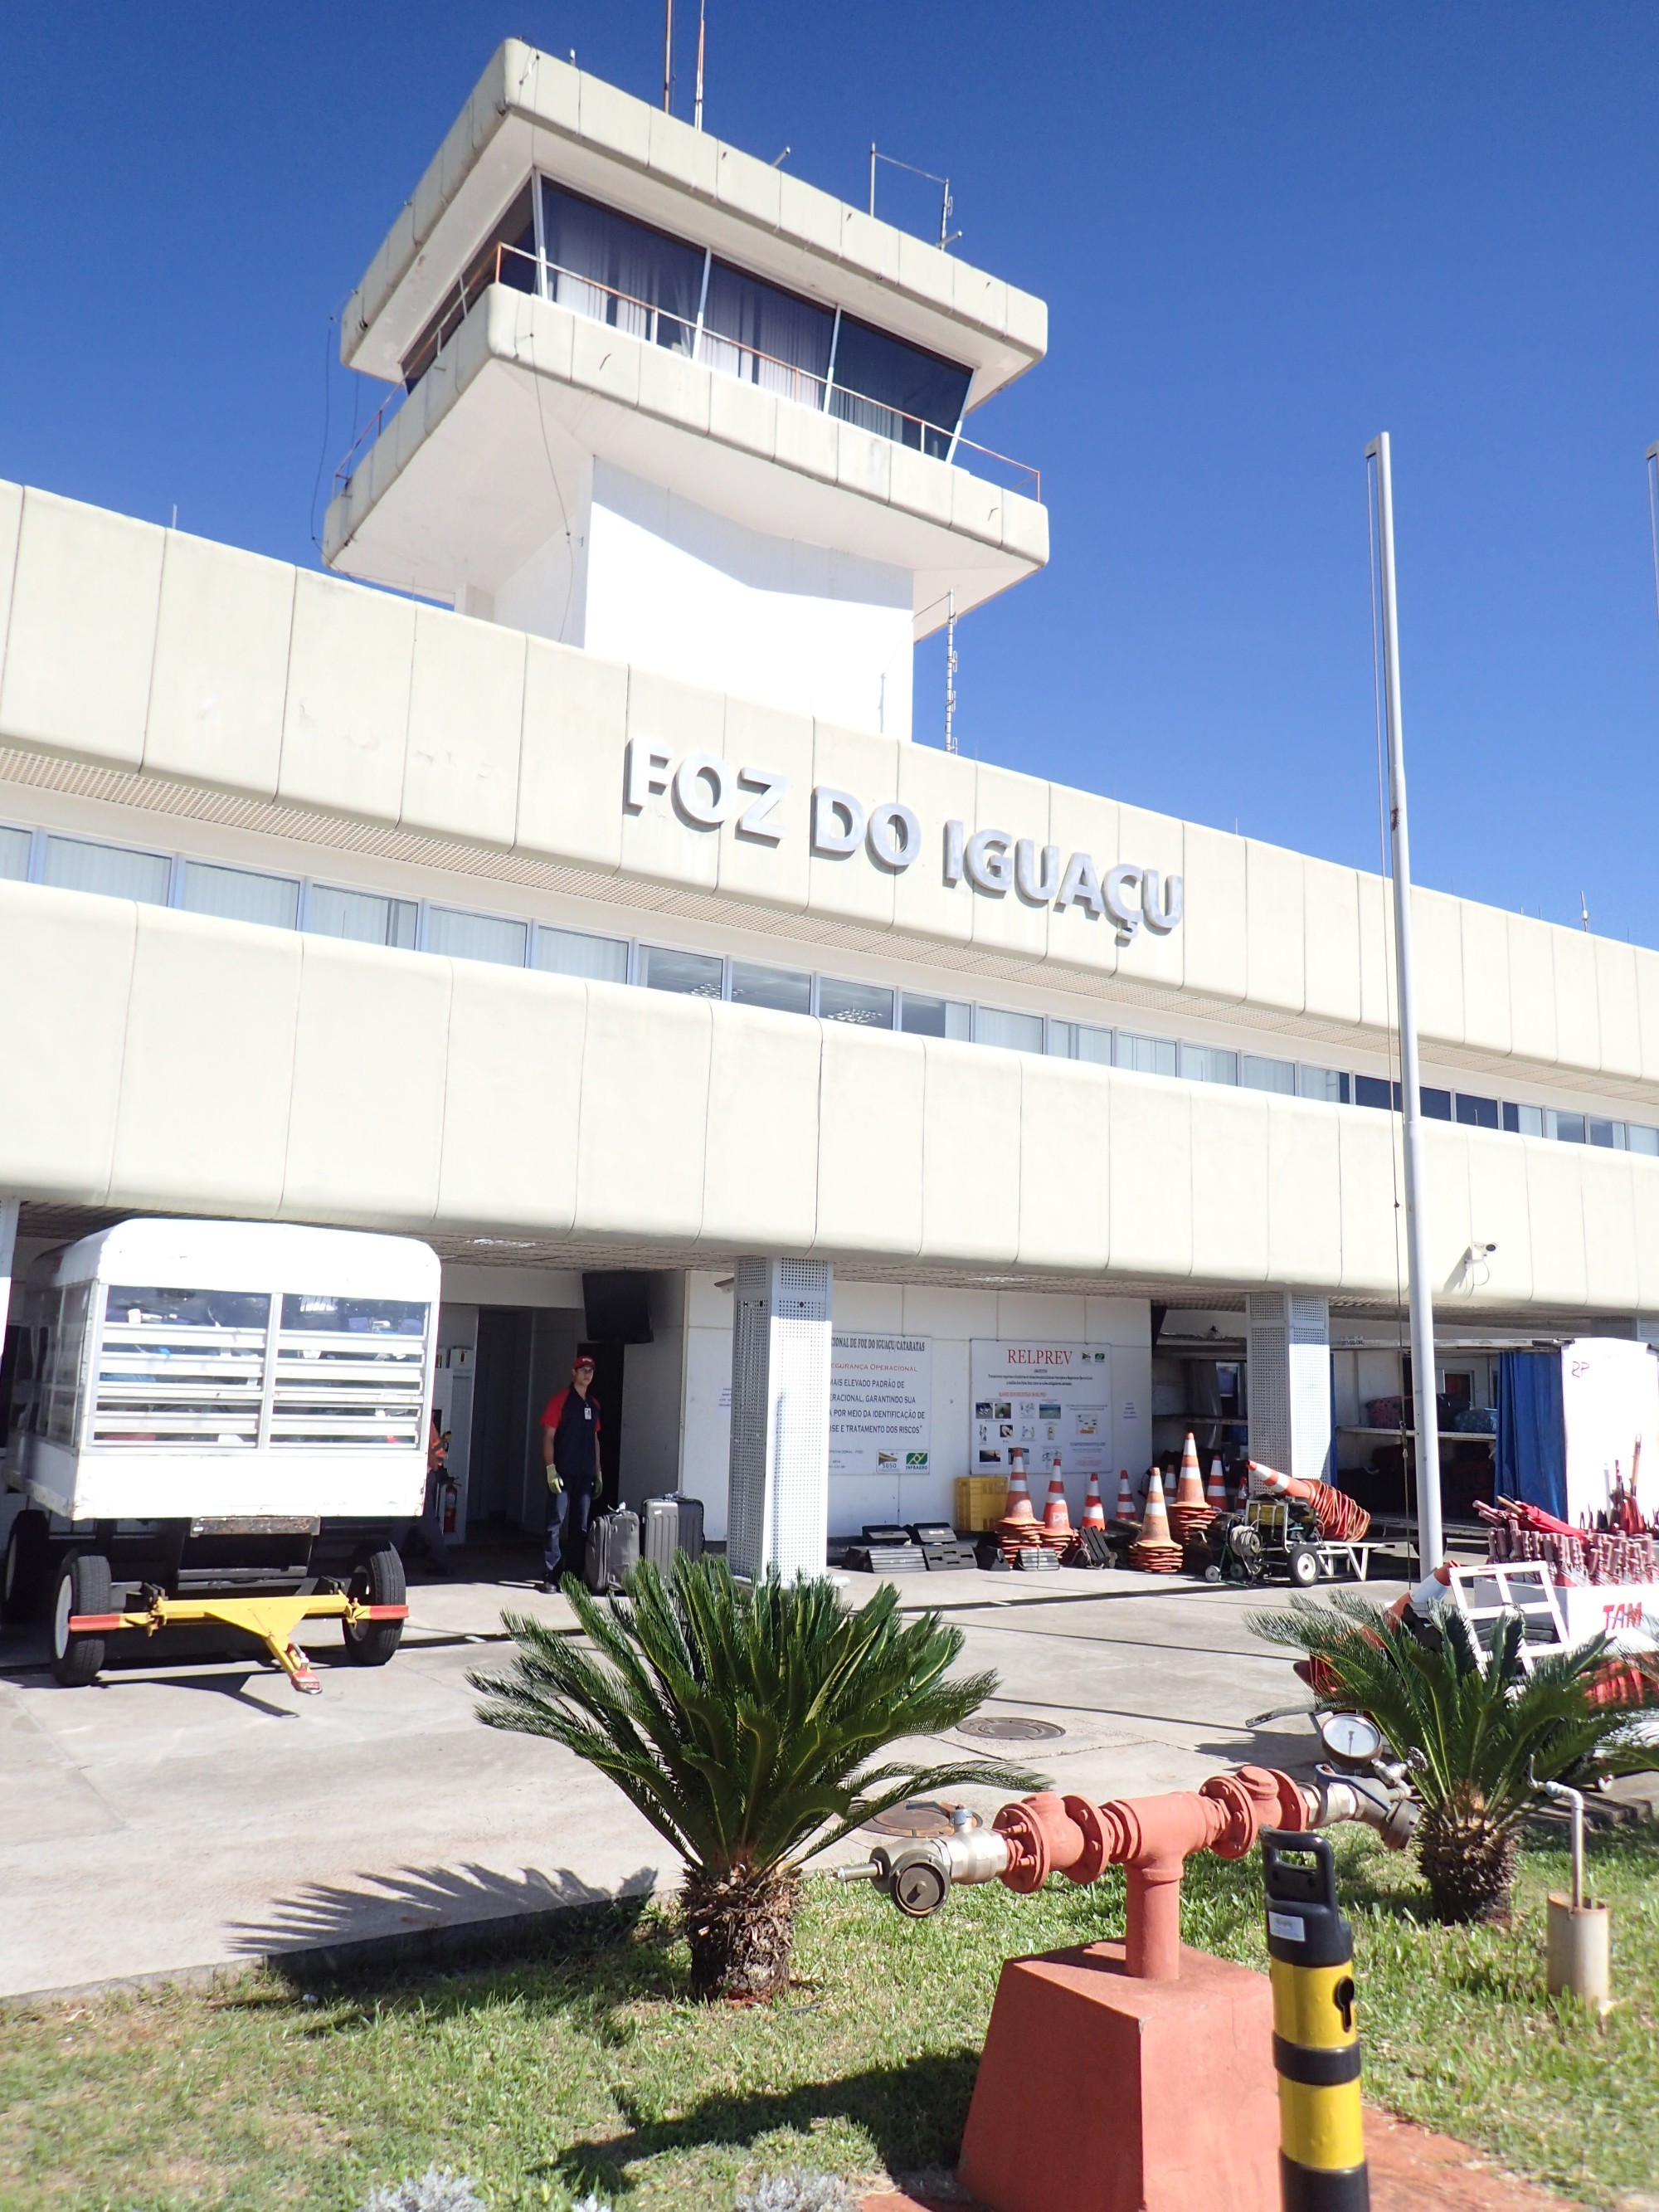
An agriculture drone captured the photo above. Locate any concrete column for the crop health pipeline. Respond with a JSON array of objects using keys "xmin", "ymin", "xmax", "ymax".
[
  {"xmin": 726, "ymin": 1258, "xmax": 833, "ymax": 1581},
  {"xmin": 1246, "ymin": 1291, "xmax": 1333, "ymax": 1484}
]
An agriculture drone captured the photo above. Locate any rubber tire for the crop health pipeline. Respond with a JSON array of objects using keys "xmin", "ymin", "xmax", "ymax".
[
  {"xmin": 1287, "ymin": 1544, "xmax": 1321, "ymax": 1589},
  {"xmin": 2, "ymin": 1509, "xmax": 51, "ymax": 1625},
  {"xmin": 343, "ymin": 1543, "xmax": 406, "ymax": 1667},
  {"xmin": 51, "ymin": 1552, "xmax": 112, "ymax": 1687}
]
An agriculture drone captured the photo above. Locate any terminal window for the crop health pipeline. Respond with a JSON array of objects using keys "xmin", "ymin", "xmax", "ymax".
[
  {"xmin": 640, "ymin": 944, "xmax": 723, "ymax": 998},
  {"xmin": 818, "ymin": 977, "xmax": 894, "ymax": 1028},
  {"xmin": 41, "ymin": 834, "xmax": 171, "ymax": 907},
  {"xmin": 731, "ymin": 961, "xmax": 813, "ymax": 1015},
  {"xmin": 307, "ymin": 885, "xmax": 419, "ymax": 949},
  {"xmin": 534, "ymin": 926, "xmax": 628, "ymax": 984}
]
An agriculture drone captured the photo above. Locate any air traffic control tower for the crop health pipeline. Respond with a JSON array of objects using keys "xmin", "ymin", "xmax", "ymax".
[{"xmin": 323, "ymin": 42, "xmax": 1048, "ymax": 746}]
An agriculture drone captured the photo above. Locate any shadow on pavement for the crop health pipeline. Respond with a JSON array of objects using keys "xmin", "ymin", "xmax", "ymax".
[{"xmin": 234, "ymin": 1859, "xmax": 664, "ymax": 1978}]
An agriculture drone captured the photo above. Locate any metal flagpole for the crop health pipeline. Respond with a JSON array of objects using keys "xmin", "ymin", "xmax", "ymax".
[
  {"xmin": 1366, "ymin": 431, "xmax": 1444, "ymax": 1572},
  {"xmin": 1646, "ymin": 444, "xmax": 1659, "ymax": 648}
]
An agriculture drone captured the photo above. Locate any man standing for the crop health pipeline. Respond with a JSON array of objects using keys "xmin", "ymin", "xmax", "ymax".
[{"xmin": 539, "ymin": 1353, "xmax": 601, "ymax": 1591}]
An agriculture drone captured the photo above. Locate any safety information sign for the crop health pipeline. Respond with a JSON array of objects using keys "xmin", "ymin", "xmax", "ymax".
[
  {"xmin": 970, "ymin": 1341, "xmax": 1112, "ymax": 1479},
  {"xmin": 830, "ymin": 1335, "xmax": 932, "ymax": 1476}
]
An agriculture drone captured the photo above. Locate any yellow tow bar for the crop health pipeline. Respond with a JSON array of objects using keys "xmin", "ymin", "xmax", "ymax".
[{"xmin": 67, "ymin": 1592, "xmax": 409, "ymax": 1695}]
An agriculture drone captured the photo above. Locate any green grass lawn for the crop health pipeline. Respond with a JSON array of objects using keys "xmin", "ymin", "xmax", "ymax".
[{"xmin": 2, "ymin": 1825, "xmax": 1656, "ymax": 2212}]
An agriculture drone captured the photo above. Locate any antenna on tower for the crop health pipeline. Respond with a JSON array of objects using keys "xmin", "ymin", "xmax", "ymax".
[
  {"xmin": 693, "ymin": 0, "xmax": 706, "ymax": 131},
  {"xmin": 868, "ymin": 146, "xmax": 960, "ymax": 248},
  {"xmin": 663, "ymin": 0, "xmax": 674, "ymax": 113}
]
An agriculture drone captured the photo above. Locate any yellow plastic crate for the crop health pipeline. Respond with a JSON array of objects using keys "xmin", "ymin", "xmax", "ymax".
[{"xmin": 955, "ymin": 1475, "xmax": 1008, "ymax": 1532}]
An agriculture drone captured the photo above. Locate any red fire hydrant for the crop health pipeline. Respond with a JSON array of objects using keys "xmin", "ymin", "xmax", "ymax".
[{"xmin": 840, "ymin": 1760, "xmax": 1406, "ymax": 2212}]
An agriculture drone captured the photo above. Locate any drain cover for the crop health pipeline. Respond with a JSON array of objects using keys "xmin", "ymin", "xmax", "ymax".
[
  {"xmin": 958, "ymin": 1714, "xmax": 1066, "ymax": 1742},
  {"xmin": 863, "ymin": 1797, "xmax": 983, "ymax": 1839}
]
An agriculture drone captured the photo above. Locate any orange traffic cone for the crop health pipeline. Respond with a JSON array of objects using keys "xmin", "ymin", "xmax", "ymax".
[
  {"xmin": 1206, "ymin": 1456, "xmax": 1228, "ymax": 1513},
  {"xmin": 1039, "ymin": 1459, "xmax": 1073, "ymax": 1551},
  {"xmin": 1082, "ymin": 1468, "xmax": 1107, "ymax": 1532},
  {"xmin": 1129, "ymin": 1469, "xmax": 1182, "ymax": 1573},
  {"xmin": 1114, "ymin": 1469, "xmax": 1136, "ymax": 1523},
  {"xmin": 1175, "ymin": 1433, "xmax": 1205, "ymax": 1511},
  {"xmin": 996, "ymin": 1449, "xmax": 1041, "ymax": 1562}
]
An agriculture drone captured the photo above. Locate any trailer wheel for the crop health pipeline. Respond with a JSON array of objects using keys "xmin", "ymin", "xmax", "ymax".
[
  {"xmin": 51, "ymin": 1553, "xmax": 112, "ymax": 1687},
  {"xmin": 343, "ymin": 1544, "xmax": 406, "ymax": 1668},
  {"xmin": 1287, "ymin": 1544, "xmax": 1321, "ymax": 1589},
  {"xmin": 2, "ymin": 1509, "xmax": 51, "ymax": 1625}
]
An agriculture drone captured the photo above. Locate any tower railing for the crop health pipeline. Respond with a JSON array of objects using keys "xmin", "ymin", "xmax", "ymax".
[{"xmin": 334, "ymin": 241, "xmax": 1039, "ymax": 502}]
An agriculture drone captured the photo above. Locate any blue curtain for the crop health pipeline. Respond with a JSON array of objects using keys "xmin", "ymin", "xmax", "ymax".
[{"xmin": 1496, "ymin": 1352, "xmax": 1566, "ymax": 1518}]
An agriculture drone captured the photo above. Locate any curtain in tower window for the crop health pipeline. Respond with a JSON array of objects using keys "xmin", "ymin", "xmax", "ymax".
[
  {"xmin": 700, "ymin": 262, "xmax": 834, "ymax": 406},
  {"xmin": 538, "ymin": 182, "xmax": 703, "ymax": 351},
  {"xmin": 830, "ymin": 316, "xmax": 971, "ymax": 456}
]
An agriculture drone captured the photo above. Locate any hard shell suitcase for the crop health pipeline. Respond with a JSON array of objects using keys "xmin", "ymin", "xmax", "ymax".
[
  {"xmin": 641, "ymin": 1494, "xmax": 706, "ymax": 1571},
  {"xmin": 584, "ymin": 1508, "xmax": 640, "ymax": 1594},
  {"xmin": 672, "ymin": 1493, "xmax": 704, "ymax": 1561}
]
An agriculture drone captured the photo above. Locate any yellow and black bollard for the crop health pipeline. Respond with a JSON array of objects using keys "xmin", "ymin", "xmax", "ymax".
[{"xmin": 1261, "ymin": 1829, "xmax": 1369, "ymax": 2210}]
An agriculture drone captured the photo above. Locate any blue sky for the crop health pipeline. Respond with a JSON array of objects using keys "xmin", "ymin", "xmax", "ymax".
[{"xmin": 2, "ymin": 5, "xmax": 1655, "ymax": 938}]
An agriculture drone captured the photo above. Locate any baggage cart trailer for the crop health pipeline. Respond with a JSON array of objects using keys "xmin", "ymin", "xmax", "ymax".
[{"xmin": 1, "ymin": 1220, "xmax": 439, "ymax": 1692}]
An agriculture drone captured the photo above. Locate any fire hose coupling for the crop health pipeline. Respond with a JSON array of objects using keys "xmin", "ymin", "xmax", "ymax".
[
  {"xmin": 833, "ymin": 1805, "xmax": 1012, "ymax": 1917},
  {"xmin": 1306, "ymin": 1768, "xmax": 1419, "ymax": 1852}
]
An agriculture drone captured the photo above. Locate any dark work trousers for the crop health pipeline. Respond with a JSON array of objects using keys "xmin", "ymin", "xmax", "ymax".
[{"xmin": 545, "ymin": 1480, "xmax": 596, "ymax": 1583}]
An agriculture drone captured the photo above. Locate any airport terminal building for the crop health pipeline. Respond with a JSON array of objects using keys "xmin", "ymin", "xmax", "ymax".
[{"xmin": 4, "ymin": 43, "xmax": 1659, "ymax": 1564}]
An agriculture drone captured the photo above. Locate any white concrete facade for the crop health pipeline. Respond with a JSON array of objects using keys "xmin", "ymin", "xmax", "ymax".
[{"xmin": 4, "ymin": 47, "xmax": 1659, "ymax": 1547}]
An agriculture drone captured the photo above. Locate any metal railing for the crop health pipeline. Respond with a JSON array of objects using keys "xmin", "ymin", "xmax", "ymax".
[{"xmin": 334, "ymin": 240, "xmax": 1040, "ymax": 502}]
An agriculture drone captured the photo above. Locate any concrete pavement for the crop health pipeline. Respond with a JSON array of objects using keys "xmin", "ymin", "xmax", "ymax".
[{"xmin": 0, "ymin": 1559, "xmax": 1399, "ymax": 2003}]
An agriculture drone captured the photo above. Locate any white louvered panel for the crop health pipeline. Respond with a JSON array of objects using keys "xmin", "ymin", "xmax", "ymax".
[
  {"xmin": 270, "ymin": 1332, "xmax": 426, "ymax": 1449},
  {"xmin": 91, "ymin": 1322, "xmax": 266, "ymax": 1447}
]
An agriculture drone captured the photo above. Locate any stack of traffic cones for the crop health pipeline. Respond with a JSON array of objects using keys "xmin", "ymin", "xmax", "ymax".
[
  {"xmin": 1128, "ymin": 1468, "xmax": 1182, "ymax": 1574},
  {"xmin": 1081, "ymin": 1469, "xmax": 1107, "ymax": 1532},
  {"xmin": 1166, "ymin": 1433, "xmax": 1214, "ymax": 1548},
  {"xmin": 1039, "ymin": 1460, "xmax": 1074, "ymax": 1554},
  {"xmin": 1206, "ymin": 1456, "xmax": 1229, "ymax": 1513},
  {"xmin": 1114, "ymin": 1469, "xmax": 1136, "ymax": 1525},
  {"xmin": 995, "ymin": 1449, "xmax": 1044, "ymax": 1565}
]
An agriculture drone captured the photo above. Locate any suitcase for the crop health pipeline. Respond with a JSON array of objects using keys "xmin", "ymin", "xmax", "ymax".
[
  {"xmin": 584, "ymin": 1507, "xmax": 640, "ymax": 1594},
  {"xmin": 641, "ymin": 1494, "xmax": 706, "ymax": 1571}
]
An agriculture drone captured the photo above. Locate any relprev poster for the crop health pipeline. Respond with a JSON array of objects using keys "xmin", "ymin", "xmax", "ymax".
[
  {"xmin": 970, "ymin": 1341, "xmax": 1112, "ymax": 1480},
  {"xmin": 829, "ymin": 1334, "xmax": 932, "ymax": 1476}
]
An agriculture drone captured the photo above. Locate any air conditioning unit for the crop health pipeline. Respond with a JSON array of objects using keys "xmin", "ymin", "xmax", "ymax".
[{"xmin": 726, "ymin": 1258, "xmax": 833, "ymax": 1581}]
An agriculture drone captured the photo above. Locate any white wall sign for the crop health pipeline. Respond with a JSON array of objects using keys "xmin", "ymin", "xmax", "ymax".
[
  {"xmin": 623, "ymin": 743, "xmax": 1182, "ymax": 943},
  {"xmin": 830, "ymin": 1333, "xmax": 932, "ymax": 1475},
  {"xmin": 970, "ymin": 1341, "xmax": 1112, "ymax": 1480}
]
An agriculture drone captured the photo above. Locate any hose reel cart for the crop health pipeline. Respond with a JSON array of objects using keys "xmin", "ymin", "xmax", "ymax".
[{"xmin": 1, "ymin": 1220, "xmax": 439, "ymax": 1693}]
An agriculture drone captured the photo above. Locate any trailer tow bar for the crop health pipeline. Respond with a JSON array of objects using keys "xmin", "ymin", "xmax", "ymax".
[{"xmin": 67, "ymin": 1592, "xmax": 410, "ymax": 1694}]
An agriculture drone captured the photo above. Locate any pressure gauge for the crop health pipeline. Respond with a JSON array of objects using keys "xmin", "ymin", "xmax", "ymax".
[{"xmin": 1317, "ymin": 1711, "xmax": 1384, "ymax": 1770}]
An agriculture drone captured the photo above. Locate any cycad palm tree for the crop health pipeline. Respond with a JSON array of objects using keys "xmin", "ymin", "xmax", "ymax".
[
  {"xmin": 471, "ymin": 1556, "xmax": 1043, "ymax": 1998},
  {"xmin": 1253, "ymin": 1592, "xmax": 1657, "ymax": 1923}
]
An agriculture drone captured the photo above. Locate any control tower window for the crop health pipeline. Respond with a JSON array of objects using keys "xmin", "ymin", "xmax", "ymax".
[
  {"xmin": 702, "ymin": 263, "xmax": 834, "ymax": 405},
  {"xmin": 830, "ymin": 318, "xmax": 971, "ymax": 457},
  {"xmin": 540, "ymin": 182, "xmax": 703, "ymax": 353},
  {"xmin": 403, "ymin": 184, "xmax": 538, "ymax": 387}
]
